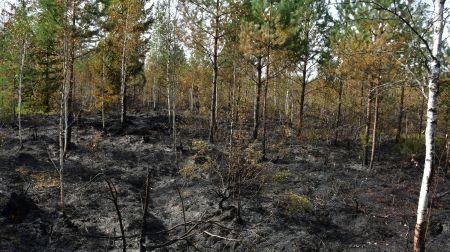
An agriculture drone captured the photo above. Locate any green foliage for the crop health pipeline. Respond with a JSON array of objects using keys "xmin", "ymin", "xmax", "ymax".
[
  {"xmin": 179, "ymin": 164, "xmax": 197, "ymax": 179},
  {"xmin": 192, "ymin": 139, "xmax": 212, "ymax": 157},
  {"xmin": 200, "ymin": 157, "xmax": 217, "ymax": 172},
  {"xmin": 180, "ymin": 139, "xmax": 217, "ymax": 179},
  {"xmin": 272, "ymin": 169, "xmax": 291, "ymax": 183},
  {"xmin": 245, "ymin": 142, "xmax": 263, "ymax": 166},
  {"xmin": 271, "ymin": 143, "xmax": 293, "ymax": 161},
  {"xmin": 284, "ymin": 192, "xmax": 313, "ymax": 214},
  {"xmin": 397, "ymin": 136, "xmax": 425, "ymax": 157},
  {"xmin": 397, "ymin": 136, "xmax": 447, "ymax": 158}
]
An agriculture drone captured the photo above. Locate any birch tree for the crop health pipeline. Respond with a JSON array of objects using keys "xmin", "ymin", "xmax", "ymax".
[
  {"xmin": 12, "ymin": 0, "xmax": 32, "ymax": 148},
  {"xmin": 414, "ymin": 0, "xmax": 446, "ymax": 250}
]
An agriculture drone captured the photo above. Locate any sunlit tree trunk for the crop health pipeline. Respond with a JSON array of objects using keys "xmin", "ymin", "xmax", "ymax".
[
  {"xmin": 18, "ymin": 39, "xmax": 27, "ymax": 148},
  {"xmin": 59, "ymin": 0, "xmax": 73, "ymax": 214},
  {"xmin": 334, "ymin": 80, "xmax": 343, "ymax": 145},
  {"xmin": 209, "ymin": 0, "xmax": 219, "ymax": 143},
  {"xmin": 369, "ymin": 87, "xmax": 379, "ymax": 170},
  {"xmin": 262, "ymin": 55, "xmax": 270, "ymax": 157},
  {"xmin": 65, "ymin": 0, "xmax": 76, "ymax": 152},
  {"xmin": 230, "ymin": 61, "xmax": 236, "ymax": 147},
  {"xmin": 284, "ymin": 74, "xmax": 290, "ymax": 125},
  {"xmin": 120, "ymin": 12, "xmax": 129, "ymax": 126},
  {"xmin": 414, "ymin": 1, "xmax": 445, "ymax": 251},
  {"xmin": 189, "ymin": 79, "xmax": 194, "ymax": 112},
  {"xmin": 252, "ymin": 56, "xmax": 262, "ymax": 140},
  {"xmin": 101, "ymin": 57, "xmax": 106, "ymax": 130}
]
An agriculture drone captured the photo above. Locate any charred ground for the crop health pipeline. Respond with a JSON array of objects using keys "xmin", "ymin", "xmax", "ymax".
[{"xmin": 0, "ymin": 112, "xmax": 449, "ymax": 251}]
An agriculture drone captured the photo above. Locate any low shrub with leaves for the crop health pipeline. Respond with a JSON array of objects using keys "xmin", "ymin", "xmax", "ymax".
[
  {"xmin": 281, "ymin": 192, "xmax": 313, "ymax": 214},
  {"xmin": 179, "ymin": 164, "xmax": 197, "ymax": 179},
  {"xmin": 245, "ymin": 142, "xmax": 263, "ymax": 166},
  {"xmin": 192, "ymin": 139, "xmax": 212, "ymax": 159},
  {"xmin": 179, "ymin": 139, "xmax": 217, "ymax": 179},
  {"xmin": 271, "ymin": 143, "xmax": 293, "ymax": 161},
  {"xmin": 397, "ymin": 136, "xmax": 425, "ymax": 157},
  {"xmin": 272, "ymin": 169, "xmax": 291, "ymax": 183}
]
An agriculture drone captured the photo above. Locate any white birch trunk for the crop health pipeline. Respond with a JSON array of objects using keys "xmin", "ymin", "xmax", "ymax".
[{"xmin": 414, "ymin": 0, "xmax": 445, "ymax": 251}]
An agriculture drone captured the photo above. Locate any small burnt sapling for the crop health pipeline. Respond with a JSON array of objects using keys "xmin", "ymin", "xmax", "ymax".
[
  {"xmin": 139, "ymin": 167, "xmax": 151, "ymax": 252},
  {"xmin": 104, "ymin": 178, "xmax": 127, "ymax": 252}
]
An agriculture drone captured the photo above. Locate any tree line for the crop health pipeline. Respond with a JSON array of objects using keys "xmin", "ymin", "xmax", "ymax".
[{"xmin": 0, "ymin": 0, "xmax": 449, "ymax": 251}]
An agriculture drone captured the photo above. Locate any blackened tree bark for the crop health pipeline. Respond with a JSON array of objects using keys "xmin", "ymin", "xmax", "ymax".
[{"xmin": 395, "ymin": 86, "xmax": 405, "ymax": 142}]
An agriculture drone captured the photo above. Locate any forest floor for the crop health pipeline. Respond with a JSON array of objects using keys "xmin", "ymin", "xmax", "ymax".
[{"xmin": 0, "ymin": 112, "xmax": 449, "ymax": 252}]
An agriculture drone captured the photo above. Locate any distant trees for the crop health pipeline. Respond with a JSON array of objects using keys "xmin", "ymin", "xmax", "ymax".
[
  {"xmin": 180, "ymin": 0, "xmax": 233, "ymax": 143},
  {"xmin": 106, "ymin": 0, "xmax": 152, "ymax": 125}
]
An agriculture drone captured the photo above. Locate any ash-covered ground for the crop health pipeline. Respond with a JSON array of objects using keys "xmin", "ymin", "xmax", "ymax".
[{"xmin": 0, "ymin": 112, "xmax": 449, "ymax": 251}]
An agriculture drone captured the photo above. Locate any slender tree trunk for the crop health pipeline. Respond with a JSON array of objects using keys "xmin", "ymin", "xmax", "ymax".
[
  {"xmin": 262, "ymin": 4, "xmax": 272, "ymax": 156},
  {"xmin": 414, "ymin": 1, "xmax": 445, "ymax": 251},
  {"xmin": 120, "ymin": 13, "xmax": 129, "ymax": 126},
  {"xmin": 419, "ymin": 94, "xmax": 425, "ymax": 136},
  {"xmin": 172, "ymin": 70, "xmax": 177, "ymax": 156},
  {"xmin": 444, "ymin": 134, "xmax": 449, "ymax": 176},
  {"xmin": 152, "ymin": 75, "xmax": 157, "ymax": 110},
  {"xmin": 363, "ymin": 80, "xmax": 373, "ymax": 166},
  {"xmin": 297, "ymin": 60, "xmax": 307, "ymax": 141},
  {"xmin": 101, "ymin": 57, "xmax": 106, "ymax": 130},
  {"xmin": 369, "ymin": 87, "xmax": 379, "ymax": 170},
  {"xmin": 166, "ymin": 57, "xmax": 171, "ymax": 128},
  {"xmin": 59, "ymin": 0, "xmax": 73, "ymax": 214},
  {"xmin": 18, "ymin": 39, "xmax": 27, "ymax": 148},
  {"xmin": 285, "ymin": 76, "xmax": 290, "ymax": 124},
  {"xmin": 396, "ymin": 86, "xmax": 405, "ymax": 142},
  {"xmin": 262, "ymin": 61, "xmax": 269, "ymax": 157},
  {"xmin": 190, "ymin": 79, "xmax": 194, "ymax": 112},
  {"xmin": 65, "ymin": 0, "xmax": 76, "ymax": 152},
  {"xmin": 139, "ymin": 168, "xmax": 151, "ymax": 252},
  {"xmin": 167, "ymin": 82, "xmax": 171, "ymax": 124},
  {"xmin": 334, "ymin": 80, "xmax": 343, "ymax": 145},
  {"xmin": 209, "ymin": 0, "xmax": 219, "ymax": 143},
  {"xmin": 44, "ymin": 47, "xmax": 51, "ymax": 112},
  {"xmin": 252, "ymin": 57, "xmax": 262, "ymax": 140},
  {"xmin": 359, "ymin": 81, "xmax": 364, "ymax": 128},
  {"xmin": 105, "ymin": 180, "xmax": 126, "ymax": 252},
  {"xmin": 230, "ymin": 61, "xmax": 236, "ymax": 147},
  {"xmin": 12, "ymin": 77, "xmax": 16, "ymax": 122},
  {"xmin": 153, "ymin": 38, "xmax": 159, "ymax": 111}
]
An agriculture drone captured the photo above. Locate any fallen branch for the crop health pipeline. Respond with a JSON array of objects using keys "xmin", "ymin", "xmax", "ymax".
[
  {"xmin": 203, "ymin": 230, "xmax": 240, "ymax": 241},
  {"xmin": 434, "ymin": 190, "xmax": 450, "ymax": 200}
]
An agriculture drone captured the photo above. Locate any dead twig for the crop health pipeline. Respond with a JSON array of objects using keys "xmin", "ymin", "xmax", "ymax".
[
  {"xmin": 203, "ymin": 230, "xmax": 240, "ymax": 241},
  {"xmin": 104, "ymin": 178, "xmax": 127, "ymax": 252}
]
